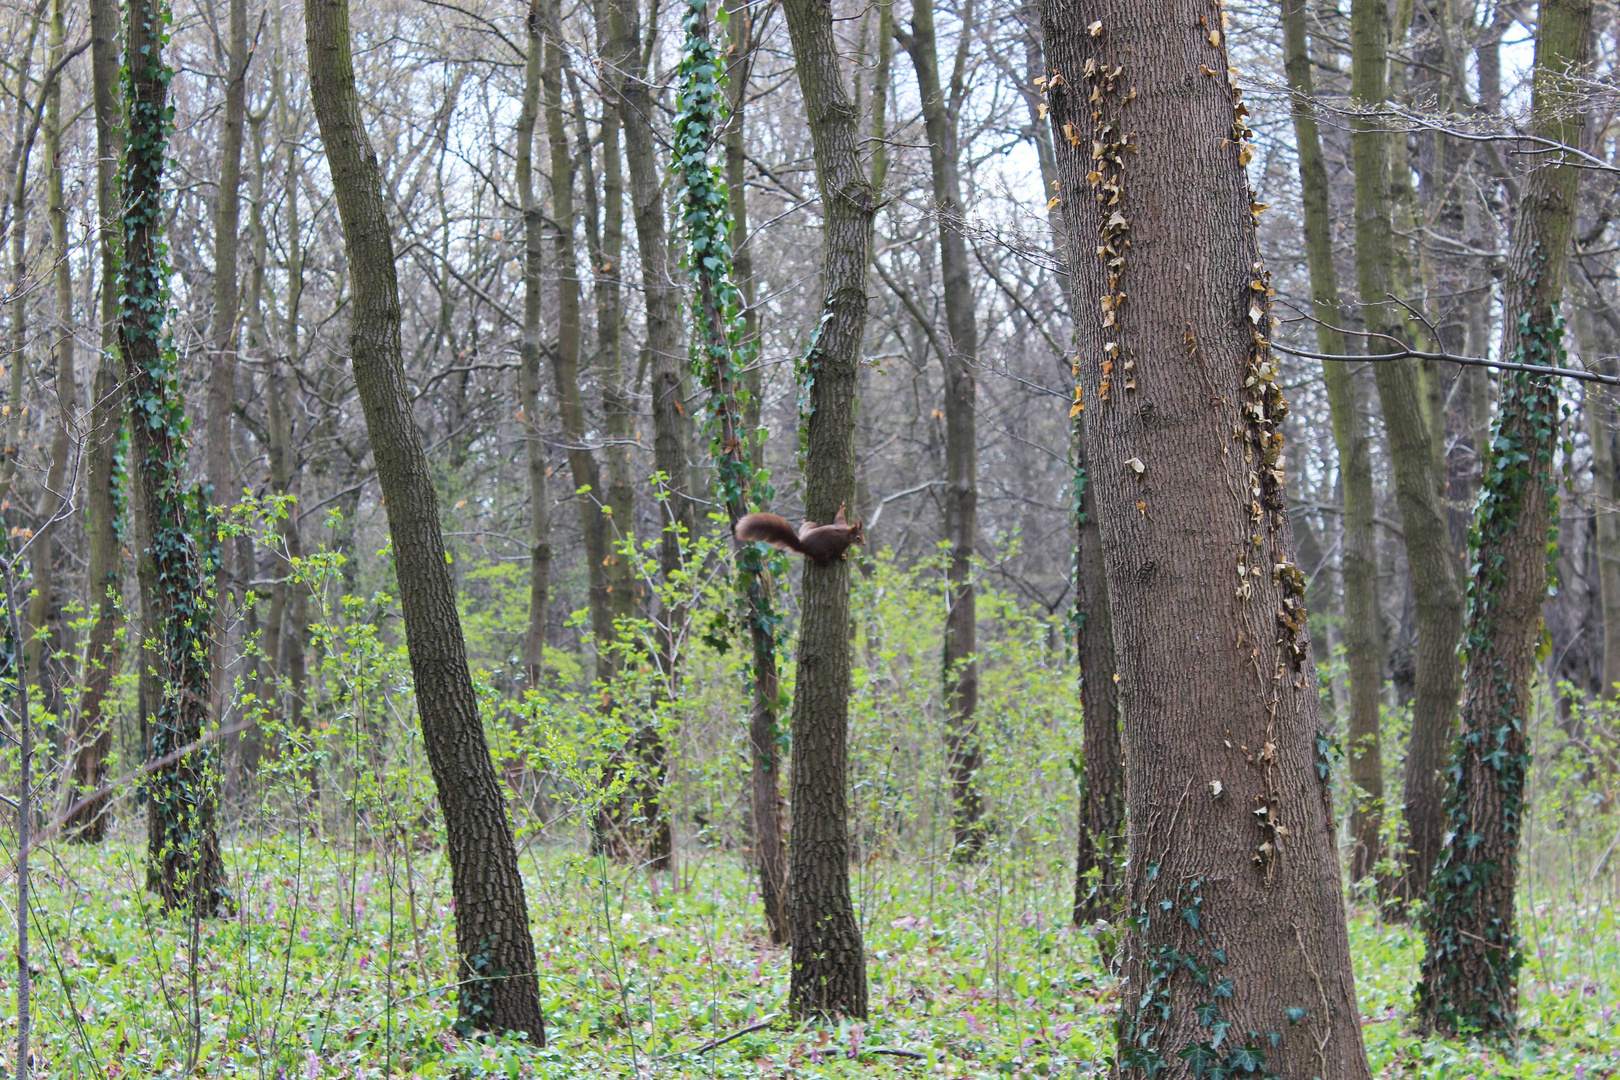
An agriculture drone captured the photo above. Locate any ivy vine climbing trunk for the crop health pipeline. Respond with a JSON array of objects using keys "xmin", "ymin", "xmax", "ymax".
[
  {"xmin": 1416, "ymin": 0, "xmax": 1592, "ymax": 1037},
  {"xmin": 897, "ymin": 0, "xmax": 984, "ymax": 860},
  {"xmin": 781, "ymin": 0, "xmax": 876, "ymax": 1020},
  {"xmin": 1350, "ymin": 0, "xmax": 1464, "ymax": 910},
  {"xmin": 679, "ymin": 0, "xmax": 788, "ymax": 943},
  {"xmin": 1040, "ymin": 2, "xmax": 1374, "ymax": 1076},
  {"xmin": 1281, "ymin": 0, "xmax": 1385, "ymax": 886},
  {"xmin": 518, "ymin": 0, "xmax": 552, "ymax": 688},
  {"xmin": 303, "ymin": 0, "xmax": 547, "ymax": 1042},
  {"xmin": 122, "ymin": 0, "xmax": 231, "ymax": 915},
  {"xmin": 66, "ymin": 0, "xmax": 127, "ymax": 842}
]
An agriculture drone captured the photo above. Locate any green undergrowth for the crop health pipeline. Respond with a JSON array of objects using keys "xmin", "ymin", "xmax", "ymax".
[{"xmin": 8, "ymin": 843, "xmax": 1617, "ymax": 1078}]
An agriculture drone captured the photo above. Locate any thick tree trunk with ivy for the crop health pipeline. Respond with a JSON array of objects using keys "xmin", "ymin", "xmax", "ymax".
[
  {"xmin": 782, "ymin": 0, "xmax": 876, "ymax": 1020},
  {"xmin": 897, "ymin": 0, "xmax": 984, "ymax": 860},
  {"xmin": 123, "ymin": 0, "xmax": 230, "ymax": 915},
  {"xmin": 1282, "ymin": 0, "xmax": 1385, "ymax": 885},
  {"xmin": 1350, "ymin": 0, "xmax": 1464, "ymax": 910},
  {"xmin": 518, "ymin": 0, "xmax": 552, "ymax": 687},
  {"xmin": 304, "ymin": 0, "xmax": 546, "ymax": 1043},
  {"xmin": 1417, "ymin": 0, "xmax": 1591, "ymax": 1036},
  {"xmin": 65, "ymin": 0, "xmax": 127, "ymax": 842},
  {"xmin": 1041, "ymin": 2, "xmax": 1373, "ymax": 1076}
]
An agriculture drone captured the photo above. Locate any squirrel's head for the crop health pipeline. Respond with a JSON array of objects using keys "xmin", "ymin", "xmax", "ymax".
[{"xmin": 849, "ymin": 521, "xmax": 865, "ymax": 546}]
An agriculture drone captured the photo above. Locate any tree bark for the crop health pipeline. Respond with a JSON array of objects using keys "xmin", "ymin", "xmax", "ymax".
[
  {"xmin": 1041, "ymin": 2, "xmax": 1374, "ymax": 1075},
  {"xmin": 1417, "ymin": 0, "xmax": 1591, "ymax": 1036},
  {"xmin": 303, "ymin": 0, "xmax": 546, "ymax": 1042},
  {"xmin": 65, "ymin": 0, "xmax": 127, "ymax": 842},
  {"xmin": 779, "ymin": 0, "xmax": 876, "ymax": 1020},
  {"xmin": 124, "ymin": 0, "xmax": 230, "ymax": 915},
  {"xmin": 518, "ymin": 0, "xmax": 552, "ymax": 688},
  {"xmin": 897, "ymin": 0, "xmax": 983, "ymax": 860},
  {"xmin": 1350, "ymin": 0, "xmax": 1464, "ymax": 910},
  {"xmin": 1281, "ymin": 0, "xmax": 1385, "ymax": 886}
]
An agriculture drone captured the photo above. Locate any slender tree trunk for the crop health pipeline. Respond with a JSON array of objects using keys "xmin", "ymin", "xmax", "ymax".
[
  {"xmin": 1041, "ymin": 2, "xmax": 1374, "ymax": 1075},
  {"xmin": 721, "ymin": 0, "xmax": 788, "ymax": 944},
  {"xmin": 780, "ymin": 0, "xmax": 876, "ymax": 1020},
  {"xmin": 606, "ymin": 0, "xmax": 679, "ymax": 871},
  {"xmin": 27, "ymin": 0, "xmax": 77, "ymax": 715},
  {"xmin": 1282, "ymin": 0, "xmax": 1385, "ymax": 886},
  {"xmin": 1417, "ymin": 0, "xmax": 1592, "ymax": 1036},
  {"xmin": 1351, "ymin": 0, "xmax": 1465, "ymax": 910},
  {"xmin": 518, "ymin": 1, "xmax": 552, "ymax": 687},
  {"xmin": 205, "ymin": 0, "xmax": 248, "ymax": 727},
  {"xmin": 124, "ymin": 0, "xmax": 230, "ymax": 915},
  {"xmin": 65, "ymin": 0, "xmax": 127, "ymax": 842},
  {"xmin": 1579, "ymin": 298, "xmax": 1620, "ymax": 694},
  {"xmin": 541, "ymin": 0, "xmax": 613, "ymax": 678},
  {"xmin": 303, "ymin": 0, "xmax": 546, "ymax": 1042},
  {"xmin": 1, "ymin": 9, "xmax": 43, "ymax": 511},
  {"xmin": 897, "ymin": 0, "xmax": 983, "ymax": 860}
]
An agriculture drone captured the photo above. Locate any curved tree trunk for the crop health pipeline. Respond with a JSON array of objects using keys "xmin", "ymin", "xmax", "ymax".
[
  {"xmin": 1350, "ymin": 0, "xmax": 1465, "ymax": 910},
  {"xmin": 1281, "ymin": 0, "xmax": 1385, "ymax": 887},
  {"xmin": 1417, "ymin": 0, "xmax": 1591, "ymax": 1036},
  {"xmin": 1040, "ymin": 1, "xmax": 1374, "ymax": 1075},
  {"xmin": 780, "ymin": 0, "xmax": 877, "ymax": 1021},
  {"xmin": 303, "ymin": 0, "xmax": 546, "ymax": 1042}
]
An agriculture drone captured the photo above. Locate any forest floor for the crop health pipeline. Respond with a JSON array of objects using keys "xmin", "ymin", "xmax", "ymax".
[{"xmin": 9, "ymin": 837, "xmax": 1618, "ymax": 1078}]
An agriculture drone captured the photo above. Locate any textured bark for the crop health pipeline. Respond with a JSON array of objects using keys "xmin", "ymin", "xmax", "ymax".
[
  {"xmin": 65, "ymin": 0, "xmax": 126, "ymax": 842},
  {"xmin": 1041, "ymin": 2, "xmax": 1373, "ymax": 1076},
  {"xmin": 604, "ymin": 0, "xmax": 677, "ymax": 870},
  {"xmin": 1282, "ymin": 0, "xmax": 1385, "ymax": 885},
  {"xmin": 724, "ymin": 0, "xmax": 788, "ymax": 945},
  {"xmin": 897, "ymin": 0, "xmax": 983, "ymax": 859},
  {"xmin": 782, "ymin": 0, "xmax": 876, "ymax": 1020},
  {"xmin": 518, "ymin": 0, "xmax": 552, "ymax": 687},
  {"xmin": 303, "ymin": 0, "xmax": 546, "ymax": 1042},
  {"xmin": 1417, "ymin": 0, "xmax": 1591, "ymax": 1036},
  {"xmin": 125, "ymin": 0, "xmax": 229, "ymax": 915},
  {"xmin": 1350, "ymin": 0, "xmax": 1464, "ymax": 909}
]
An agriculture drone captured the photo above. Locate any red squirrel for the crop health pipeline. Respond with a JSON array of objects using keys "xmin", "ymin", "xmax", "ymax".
[{"xmin": 733, "ymin": 503, "xmax": 865, "ymax": 564}]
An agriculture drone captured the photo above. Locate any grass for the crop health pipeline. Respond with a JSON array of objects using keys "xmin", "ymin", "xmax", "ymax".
[{"xmin": 5, "ymin": 834, "xmax": 1617, "ymax": 1078}]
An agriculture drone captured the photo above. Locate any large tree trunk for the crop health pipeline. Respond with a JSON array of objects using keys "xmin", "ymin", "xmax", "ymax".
[
  {"xmin": 303, "ymin": 0, "xmax": 546, "ymax": 1042},
  {"xmin": 897, "ymin": 0, "xmax": 983, "ymax": 860},
  {"xmin": 1281, "ymin": 0, "xmax": 1385, "ymax": 886},
  {"xmin": 720, "ymin": 0, "xmax": 788, "ymax": 945},
  {"xmin": 1041, "ymin": 2, "xmax": 1374, "ymax": 1076},
  {"xmin": 124, "ymin": 0, "xmax": 230, "ymax": 915},
  {"xmin": 1350, "ymin": 0, "xmax": 1465, "ymax": 910},
  {"xmin": 65, "ymin": 0, "xmax": 127, "ymax": 842},
  {"xmin": 780, "ymin": 0, "xmax": 877, "ymax": 1020},
  {"xmin": 1417, "ymin": 0, "xmax": 1591, "ymax": 1036},
  {"xmin": 518, "ymin": 0, "xmax": 552, "ymax": 688}
]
